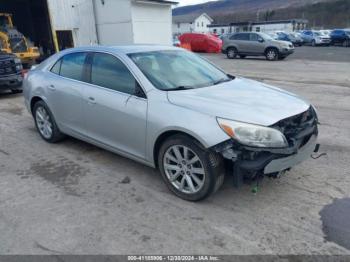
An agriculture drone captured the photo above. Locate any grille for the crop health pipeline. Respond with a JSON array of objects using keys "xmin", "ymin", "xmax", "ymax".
[
  {"xmin": 273, "ymin": 107, "xmax": 318, "ymax": 148},
  {"xmin": 0, "ymin": 59, "xmax": 16, "ymax": 76}
]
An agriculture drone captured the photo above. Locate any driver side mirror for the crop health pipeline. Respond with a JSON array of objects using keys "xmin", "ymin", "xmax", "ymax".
[{"xmin": 258, "ymin": 38, "xmax": 264, "ymax": 43}]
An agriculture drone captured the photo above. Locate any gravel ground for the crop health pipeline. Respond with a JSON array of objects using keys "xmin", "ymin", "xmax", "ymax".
[{"xmin": 0, "ymin": 52, "xmax": 349, "ymax": 255}]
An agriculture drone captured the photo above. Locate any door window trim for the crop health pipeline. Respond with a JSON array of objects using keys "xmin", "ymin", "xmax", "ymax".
[
  {"xmin": 85, "ymin": 51, "xmax": 147, "ymax": 99},
  {"xmin": 49, "ymin": 51, "xmax": 89, "ymax": 83},
  {"xmin": 47, "ymin": 50, "xmax": 147, "ymax": 100}
]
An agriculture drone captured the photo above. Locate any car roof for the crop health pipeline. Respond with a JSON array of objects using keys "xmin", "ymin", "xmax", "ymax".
[{"xmin": 59, "ymin": 45, "xmax": 180, "ymax": 56}]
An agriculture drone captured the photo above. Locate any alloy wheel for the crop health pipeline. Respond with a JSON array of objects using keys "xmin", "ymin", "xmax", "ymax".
[
  {"xmin": 266, "ymin": 50, "xmax": 277, "ymax": 60},
  {"xmin": 35, "ymin": 106, "xmax": 53, "ymax": 139},
  {"xmin": 227, "ymin": 48, "xmax": 236, "ymax": 59},
  {"xmin": 163, "ymin": 145, "xmax": 205, "ymax": 194}
]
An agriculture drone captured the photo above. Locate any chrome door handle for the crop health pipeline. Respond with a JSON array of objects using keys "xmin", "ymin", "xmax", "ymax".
[
  {"xmin": 88, "ymin": 97, "xmax": 96, "ymax": 104},
  {"xmin": 48, "ymin": 84, "xmax": 56, "ymax": 91}
]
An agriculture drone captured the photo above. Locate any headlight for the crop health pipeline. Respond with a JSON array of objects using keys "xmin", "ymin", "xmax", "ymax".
[
  {"xmin": 217, "ymin": 118, "xmax": 288, "ymax": 148},
  {"xmin": 14, "ymin": 58, "xmax": 22, "ymax": 64}
]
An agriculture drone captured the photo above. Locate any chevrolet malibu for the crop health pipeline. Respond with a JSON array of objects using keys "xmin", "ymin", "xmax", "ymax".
[{"xmin": 24, "ymin": 46, "xmax": 319, "ymax": 201}]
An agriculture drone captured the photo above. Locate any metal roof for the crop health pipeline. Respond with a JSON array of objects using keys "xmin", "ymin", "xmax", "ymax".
[
  {"xmin": 209, "ymin": 19, "xmax": 308, "ymax": 27},
  {"xmin": 173, "ymin": 13, "xmax": 213, "ymax": 23}
]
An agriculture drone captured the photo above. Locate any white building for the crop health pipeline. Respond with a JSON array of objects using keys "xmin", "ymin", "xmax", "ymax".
[
  {"xmin": 172, "ymin": 13, "xmax": 213, "ymax": 35},
  {"xmin": 0, "ymin": 0, "xmax": 177, "ymax": 56},
  {"xmin": 208, "ymin": 19, "xmax": 308, "ymax": 35},
  {"xmin": 93, "ymin": 0, "xmax": 177, "ymax": 45}
]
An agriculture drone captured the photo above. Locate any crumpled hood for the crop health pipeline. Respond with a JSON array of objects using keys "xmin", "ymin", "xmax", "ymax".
[{"xmin": 167, "ymin": 77, "xmax": 310, "ymax": 126}]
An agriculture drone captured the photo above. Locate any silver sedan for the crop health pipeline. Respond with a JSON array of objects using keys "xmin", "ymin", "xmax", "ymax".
[{"xmin": 23, "ymin": 46, "xmax": 319, "ymax": 201}]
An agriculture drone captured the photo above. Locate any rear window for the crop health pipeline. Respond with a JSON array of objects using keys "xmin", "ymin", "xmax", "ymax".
[
  {"xmin": 230, "ymin": 33, "xmax": 249, "ymax": 40},
  {"xmin": 59, "ymin": 52, "xmax": 87, "ymax": 81}
]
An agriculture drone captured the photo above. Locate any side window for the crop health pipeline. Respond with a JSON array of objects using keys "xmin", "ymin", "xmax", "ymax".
[
  {"xmin": 250, "ymin": 33, "xmax": 259, "ymax": 41},
  {"xmin": 51, "ymin": 59, "xmax": 61, "ymax": 75},
  {"xmin": 91, "ymin": 53, "xmax": 136, "ymax": 95},
  {"xmin": 233, "ymin": 33, "xmax": 249, "ymax": 40},
  {"xmin": 60, "ymin": 52, "xmax": 87, "ymax": 81}
]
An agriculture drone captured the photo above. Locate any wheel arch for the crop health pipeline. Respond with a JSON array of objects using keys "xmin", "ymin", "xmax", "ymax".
[
  {"xmin": 226, "ymin": 45, "xmax": 238, "ymax": 52},
  {"xmin": 30, "ymin": 96, "xmax": 44, "ymax": 115},
  {"xmin": 264, "ymin": 46, "xmax": 279, "ymax": 54},
  {"xmin": 152, "ymin": 129, "xmax": 207, "ymax": 168}
]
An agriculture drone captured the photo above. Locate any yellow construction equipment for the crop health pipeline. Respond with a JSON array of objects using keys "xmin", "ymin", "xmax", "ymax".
[{"xmin": 0, "ymin": 13, "xmax": 40, "ymax": 66}]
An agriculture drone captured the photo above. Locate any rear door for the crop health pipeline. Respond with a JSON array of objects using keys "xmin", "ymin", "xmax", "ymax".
[
  {"xmin": 46, "ymin": 52, "xmax": 88, "ymax": 135},
  {"xmin": 229, "ymin": 33, "xmax": 250, "ymax": 53},
  {"xmin": 82, "ymin": 52, "xmax": 148, "ymax": 160},
  {"xmin": 246, "ymin": 33, "xmax": 265, "ymax": 54}
]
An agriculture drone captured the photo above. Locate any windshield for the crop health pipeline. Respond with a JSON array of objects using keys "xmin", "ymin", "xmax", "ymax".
[
  {"xmin": 9, "ymin": 38, "xmax": 27, "ymax": 53},
  {"xmin": 129, "ymin": 50, "xmax": 231, "ymax": 91},
  {"xmin": 259, "ymin": 33, "xmax": 274, "ymax": 40},
  {"xmin": 314, "ymin": 32, "xmax": 321, "ymax": 36}
]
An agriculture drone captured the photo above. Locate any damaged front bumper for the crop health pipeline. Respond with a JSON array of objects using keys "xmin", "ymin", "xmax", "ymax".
[{"xmin": 213, "ymin": 107, "xmax": 319, "ymax": 186}]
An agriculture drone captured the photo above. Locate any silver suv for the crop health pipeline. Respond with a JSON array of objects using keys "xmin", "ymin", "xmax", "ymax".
[{"xmin": 222, "ymin": 32, "xmax": 294, "ymax": 61}]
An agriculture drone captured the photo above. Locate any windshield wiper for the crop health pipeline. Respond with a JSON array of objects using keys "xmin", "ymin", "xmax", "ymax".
[
  {"xmin": 166, "ymin": 86, "xmax": 195, "ymax": 91},
  {"xmin": 213, "ymin": 78, "xmax": 231, "ymax": 85},
  {"xmin": 213, "ymin": 74, "xmax": 235, "ymax": 86}
]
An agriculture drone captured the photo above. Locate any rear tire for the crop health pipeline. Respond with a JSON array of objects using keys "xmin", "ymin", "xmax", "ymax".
[
  {"xmin": 33, "ymin": 101, "xmax": 65, "ymax": 143},
  {"xmin": 265, "ymin": 48, "xmax": 279, "ymax": 61},
  {"xmin": 226, "ymin": 47, "xmax": 237, "ymax": 59},
  {"xmin": 158, "ymin": 134, "xmax": 224, "ymax": 201}
]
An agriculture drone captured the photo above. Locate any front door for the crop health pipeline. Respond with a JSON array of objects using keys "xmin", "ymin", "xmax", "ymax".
[
  {"xmin": 83, "ymin": 52, "xmax": 148, "ymax": 160},
  {"xmin": 246, "ymin": 33, "xmax": 265, "ymax": 54}
]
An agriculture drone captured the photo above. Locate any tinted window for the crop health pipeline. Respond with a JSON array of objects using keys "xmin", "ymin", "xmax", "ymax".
[
  {"xmin": 231, "ymin": 33, "xmax": 249, "ymax": 40},
  {"xmin": 91, "ymin": 53, "xmax": 136, "ymax": 95},
  {"xmin": 250, "ymin": 33, "xmax": 263, "ymax": 41},
  {"xmin": 60, "ymin": 52, "xmax": 87, "ymax": 81},
  {"xmin": 51, "ymin": 60, "xmax": 61, "ymax": 75}
]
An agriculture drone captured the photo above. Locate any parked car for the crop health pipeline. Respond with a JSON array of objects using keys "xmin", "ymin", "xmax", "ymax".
[
  {"xmin": 222, "ymin": 32, "xmax": 294, "ymax": 61},
  {"xmin": 301, "ymin": 30, "xmax": 331, "ymax": 46},
  {"xmin": 24, "ymin": 46, "xmax": 319, "ymax": 201},
  {"xmin": 319, "ymin": 30, "xmax": 331, "ymax": 37},
  {"xmin": 0, "ymin": 51, "xmax": 23, "ymax": 93},
  {"xmin": 179, "ymin": 33, "xmax": 222, "ymax": 53},
  {"xmin": 276, "ymin": 32, "xmax": 304, "ymax": 46},
  {"xmin": 330, "ymin": 29, "xmax": 350, "ymax": 47}
]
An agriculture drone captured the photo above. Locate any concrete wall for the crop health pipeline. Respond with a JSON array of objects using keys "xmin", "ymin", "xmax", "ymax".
[
  {"xmin": 131, "ymin": 1, "xmax": 172, "ymax": 45},
  {"xmin": 172, "ymin": 22, "xmax": 193, "ymax": 35},
  {"xmin": 47, "ymin": 0, "xmax": 98, "ymax": 46},
  {"xmin": 209, "ymin": 26, "xmax": 231, "ymax": 35},
  {"xmin": 252, "ymin": 23, "xmax": 294, "ymax": 33}
]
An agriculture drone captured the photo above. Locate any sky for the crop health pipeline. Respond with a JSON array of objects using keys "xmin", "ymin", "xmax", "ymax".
[{"xmin": 176, "ymin": 0, "xmax": 216, "ymax": 7}]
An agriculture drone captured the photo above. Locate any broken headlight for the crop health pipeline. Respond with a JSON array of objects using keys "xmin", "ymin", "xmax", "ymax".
[{"xmin": 217, "ymin": 118, "xmax": 288, "ymax": 148}]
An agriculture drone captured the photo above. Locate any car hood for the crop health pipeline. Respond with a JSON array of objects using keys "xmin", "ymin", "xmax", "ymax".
[{"xmin": 167, "ymin": 77, "xmax": 310, "ymax": 126}]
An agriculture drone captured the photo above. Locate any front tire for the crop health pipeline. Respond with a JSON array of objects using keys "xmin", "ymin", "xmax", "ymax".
[
  {"xmin": 311, "ymin": 40, "xmax": 316, "ymax": 47},
  {"xmin": 343, "ymin": 39, "xmax": 350, "ymax": 47},
  {"xmin": 33, "ymin": 101, "xmax": 65, "ymax": 143},
  {"xmin": 265, "ymin": 48, "xmax": 279, "ymax": 61},
  {"xmin": 226, "ymin": 47, "xmax": 237, "ymax": 59},
  {"xmin": 158, "ymin": 134, "xmax": 224, "ymax": 201}
]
